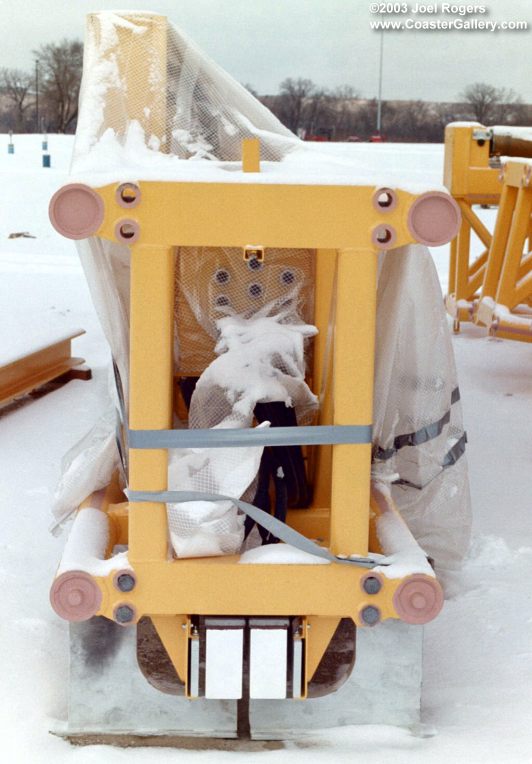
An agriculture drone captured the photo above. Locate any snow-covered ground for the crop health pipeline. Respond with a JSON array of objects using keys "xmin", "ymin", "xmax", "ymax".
[{"xmin": 0, "ymin": 135, "xmax": 530, "ymax": 763}]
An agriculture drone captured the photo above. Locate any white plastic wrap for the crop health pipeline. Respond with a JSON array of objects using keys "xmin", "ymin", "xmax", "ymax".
[
  {"xmin": 167, "ymin": 313, "xmax": 318, "ymax": 557},
  {"xmin": 52, "ymin": 11, "xmax": 470, "ymax": 573},
  {"xmin": 373, "ymin": 245, "xmax": 471, "ymax": 576},
  {"xmin": 51, "ymin": 408, "xmax": 120, "ymax": 534}
]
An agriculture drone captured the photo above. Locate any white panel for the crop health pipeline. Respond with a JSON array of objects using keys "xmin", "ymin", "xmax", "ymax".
[
  {"xmin": 205, "ymin": 629, "xmax": 243, "ymax": 699},
  {"xmin": 250, "ymin": 629, "xmax": 287, "ymax": 699}
]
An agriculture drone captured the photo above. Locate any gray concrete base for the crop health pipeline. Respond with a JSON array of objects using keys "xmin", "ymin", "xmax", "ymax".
[{"xmin": 65, "ymin": 617, "xmax": 422, "ymax": 740}]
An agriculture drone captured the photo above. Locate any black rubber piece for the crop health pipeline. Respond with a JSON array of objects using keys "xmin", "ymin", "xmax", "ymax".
[
  {"xmin": 253, "ymin": 401, "xmax": 312, "ymax": 509},
  {"xmin": 178, "ymin": 379, "xmax": 313, "ymax": 546},
  {"xmin": 178, "ymin": 376, "xmax": 199, "ymax": 410}
]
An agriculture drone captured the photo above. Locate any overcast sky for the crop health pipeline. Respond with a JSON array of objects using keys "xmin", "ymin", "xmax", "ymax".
[{"xmin": 0, "ymin": 0, "xmax": 530, "ymax": 102}]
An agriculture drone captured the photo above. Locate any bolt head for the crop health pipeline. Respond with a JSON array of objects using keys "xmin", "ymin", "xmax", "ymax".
[
  {"xmin": 116, "ymin": 573, "xmax": 136, "ymax": 592},
  {"xmin": 361, "ymin": 605, "xmax": 381, "ymax": 626},
  {"xmin": 362, "ymin": 576, "xmax": 382, "ymax": 595},
  {"xmin": 115, "ymin": 605, "xmax": 135, "ymax": 624}
]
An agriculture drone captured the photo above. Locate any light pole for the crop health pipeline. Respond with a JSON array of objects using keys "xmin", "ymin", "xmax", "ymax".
[
  {"xmin": 35, "ymin": 59, "xmax": 39, "ymax": 133},
  {"xmin": 376, "ymin": 18, "xmax": 384, "ymax": 135}
]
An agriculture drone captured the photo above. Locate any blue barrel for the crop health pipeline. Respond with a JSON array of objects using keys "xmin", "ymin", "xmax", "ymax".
[
  {"xmin": 42, "ymin": 154, "xmax": 51, "ymax": 168},
  {"xmin": 8, "ymin": 143, "xmax": 14, "ymax": 154},
  {"xmin": 42, "ymin": 140, "xmax": 48, "ymax": 151}
]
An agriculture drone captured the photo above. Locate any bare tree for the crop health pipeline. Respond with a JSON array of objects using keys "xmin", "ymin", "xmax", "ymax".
[
  {"xmin": 33, "ymin": 39, "xmax": 83, "ymax": 133},
  {"xmin": 460, "ymin": 82, "xmax": 524, "ymax": 125},
  {"xmin": 328, "ymin": 85, "xmax": 359, "ymax": 139},
  {"xmin": 460, "ymin": 83, "xmax": 499, "ymax": 123},
  {"xmin": 278, "ymin": 77, "xmax": 316, "ymax": 133},
  {"xmin": 302, "ymin": 88, "xmax": 330, "ymax": 136},
  {"xmin": 492, "ymin": 88, "xmax": 525, "ymax": 124},
  {"xmin": 0, "ymin": 68, "xmax": 32, "ymax": 130}
]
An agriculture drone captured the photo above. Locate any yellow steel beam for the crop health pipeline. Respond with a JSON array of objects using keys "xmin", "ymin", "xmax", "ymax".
[
  {"xmin": 96, "ymin": 181, "xmax": 420, "ymax": 251},
  {"xmin": 93, "ymin": 555, "xmax": 403, "ymax": 627},
  {"xmin": 128, "ymin": 244, "xmax": 175, "ymax": 563}
]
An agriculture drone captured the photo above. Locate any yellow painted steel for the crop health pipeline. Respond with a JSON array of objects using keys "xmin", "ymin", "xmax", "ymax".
[
  {"xmin": 90, "ymin": 551, "xmax": 404, "ymax": 626},
  {"xmin": 49, "ymin": 8, "xmax": 453, "ymax": 701},
  {"xmin": 53, "ymin": 170, "xmax": 445, "ymax": 690},
  {"xmin": 128, "ymin": 245, "xmax": 175, "ymax": 563},
  {"xmin": 475, "ymin": 161, "xmax": 532, "ymax": 341},
  {"xmin": 306, "ymin": 616, "xmax": 341, "ymax": 681},
  {"xmin": 96, "ymin": 181, "xmax": 418, "ymax": 251},
  {"xmin": 85, "ymin": 12, "xmax": 168, "ymax": 151},
  {"xmin": 242, "ymin": 137, "xmax": 261, "ymax": 173},
  {"xmin": 443, "ymin": 123, "xmax": 501, "ymax": 329},
  {"xmin": 444, "ymin": 124, "xmax": 532, "ymax": 341},
  {"xmin": 330, "ymin": 248, "xmax": 376, "ymax": 557}
]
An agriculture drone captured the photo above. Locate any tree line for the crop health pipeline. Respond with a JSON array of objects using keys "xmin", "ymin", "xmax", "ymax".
[
  {"xmin": 262, "ymin": 78, "xmax": 529, "ymax": 141},
  {"xmin": 1, "ymin": 39, "xmax": 530, "ymax": 141},
  {"xmin": 0, "ymin": 40, "xmax": 82, "ymax": 133}
]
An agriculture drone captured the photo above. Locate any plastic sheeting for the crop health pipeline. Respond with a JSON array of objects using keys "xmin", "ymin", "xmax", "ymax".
[
  {"xmin": 72, "ymin": 11, "xmax": 298, "ymax": 173},
  {"xmin": 372, "ymin": 245, "xmax": 471, "ymax": 577},
  {"xmin": 52, "ymin": 11, "xmax": 471, "ymax": 575},
  {"xmin": 167, "ymin": 313, "xmax": 318, "ymax": 557}
]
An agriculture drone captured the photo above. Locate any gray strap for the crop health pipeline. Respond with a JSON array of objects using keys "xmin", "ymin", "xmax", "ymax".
[
  {"xmin": 374, "ymin": 387, "xmax": 461, "ymax": 461},
  {"xmin": 394, "ymin": 432, "xmax": 467, "ymax": 490},
  {"xmin": 127, "ymin": 488, "xmax": 381, "ymax": 569},
  {"xmin": 128, "ymin": 424, "xmax": 372, "ymax": 450}
]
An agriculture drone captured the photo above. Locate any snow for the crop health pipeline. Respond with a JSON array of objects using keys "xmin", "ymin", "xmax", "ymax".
[
  {"xmin": 373, "ymin": 497, "xmax": 435, "ymax": 580},
  {"xmin": 240, "ymin": 543, "xmax": 331, "ymax": 565},
  {"xmin": 56, "ymin": 507, "xmax": 130, "ymax": 577},
  {"xmin": 492, "ymin": 125, "xmax": 532, "ymax": 142},
  {"xmin": 1, "ymin": 134, "xmax": 531, "ymax": 762},
  {"xmin": 0, "ymin": 327, "xmax": 84, "ymax": 367},
  {"xmin": 446, "ymin": 121, "xmax": 482, "ymax": 128},
  {"xmin": 71, "ymin": 119, "xmax": 442, "ymax": 193}
]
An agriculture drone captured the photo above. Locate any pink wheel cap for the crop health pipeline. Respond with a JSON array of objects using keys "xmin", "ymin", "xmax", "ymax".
[
  {"xmin": 50, "ymin": 571, "xmax": 102, "ymax": 622},
  {"xmin": 407, "ymin": 191, "xmax": 461, "ymax": 246},
  {"xmin": 49, "ymin": 183, "xmax": 104, "ymax": 240},
  {"xmin": 393, "ymin": 574, "xmax": 444, "ymax": 624}
]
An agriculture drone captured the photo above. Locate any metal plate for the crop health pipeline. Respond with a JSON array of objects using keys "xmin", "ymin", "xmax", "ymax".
[{"xmin": 63, "ymin": 616, "xmax": 422, "ymax": 741}]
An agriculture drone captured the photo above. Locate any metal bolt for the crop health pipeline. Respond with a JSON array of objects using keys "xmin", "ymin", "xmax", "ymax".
[
  {"xmin": 116, "ymin": 573, "xmax": 136, "ymax": 592},
  {"xmin": 115, "ymin": 605, "xmax": 135, "ymax": 624},
  {"xmin": 361, "ymin": 605, "xmax": 381, "ymax": 626},
  {"xmin": 363, "ymin": 576, "xmax": 382, "ymax": 595}
]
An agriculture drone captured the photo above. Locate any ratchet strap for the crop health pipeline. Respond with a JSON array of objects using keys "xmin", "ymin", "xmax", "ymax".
[{"xmin": 126, "ymin": 488, "xmax": 382, "ymax": 569}]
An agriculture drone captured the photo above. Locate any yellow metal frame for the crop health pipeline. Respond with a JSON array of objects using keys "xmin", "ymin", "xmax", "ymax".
[
  {"xmin": 51, "ymin": 10, "xmax": 447, "ymax": 699},
  {"xmin": 444, "ymin": 123, "xmax": 532, "ymax": 340},
  {"xmin": 476, "ymin": 161, "xmax": 532, "ymax": 341},
  {"xmin": 443, "ymin": 123, "xmax": 502, "ymax": 327},
  {"xmin": 53, "ymin": 174, "xmax": 441, "ymax": 694}
]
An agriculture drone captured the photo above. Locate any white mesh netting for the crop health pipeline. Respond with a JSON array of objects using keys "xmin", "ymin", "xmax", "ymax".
[
  {"xmin": 71, "ymin": 10, "xmax": 298, "ymax": 177},
  {"xmin": 167, "ymin": 309, "xmax": 318, "ymax": 557},
  {"xmin": 174, "ymin": 247, "xmax": 314, "ymax": 374},
  {"xmin": 51, "ymin": 11, "xmax": 471, "ymax": 573},
  {"xmin": 373, "ymin": 245, "xmax": 471, "ymax": 576}
]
